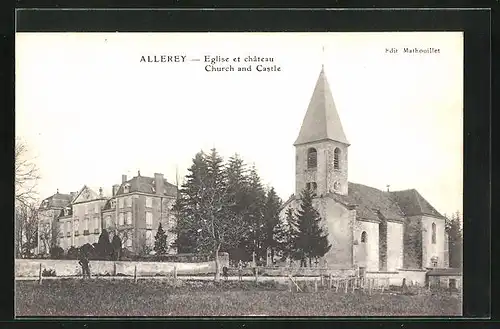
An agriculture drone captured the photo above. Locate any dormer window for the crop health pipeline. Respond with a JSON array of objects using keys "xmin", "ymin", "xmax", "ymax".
[
  {"xmin": 307, "ymin": 148, "xmax": 317, "ymax": 169},
  {"xmin": 123, "ymin": 184, "xmax": 130, "ymax": 194}
]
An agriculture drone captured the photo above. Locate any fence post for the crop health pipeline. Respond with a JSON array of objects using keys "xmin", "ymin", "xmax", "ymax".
[
  {"xmin": 314, "ymin": 279, "xmax": 318, "ymax": 292},
  {"xmin": 134, "ymin": 265, "xmax": 137, "ymax": 283},
  {"xmin": 113, "ymin": 262, "xmax": 117, "ymax": 276},
  {"xmin": 320, "ymin": 274, "xmax": 324, "ymax": 287},
  {"xmin": 254, "ymin": 267, "xmax": 258, "ymax": 283},
  {"xmin": 173, "ymin": 266, "xmax": 177, "ymax": 284},
  {"xmin": 38, "ymin": 263, "xmax": 42, "ymax": 285},
  {"xmin": 289, "ymin": 278, "xmax": 293, "ymax": 292},
  {"xmin": 352, "ymin": 278, "xmax": 356, "ymax": 293},
  {"xmin": 344, "ymin": 279, "xmax": 348, "ymax": 293}
]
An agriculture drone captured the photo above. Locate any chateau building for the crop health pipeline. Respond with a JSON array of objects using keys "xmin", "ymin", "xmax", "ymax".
[
  {"xmin": 281, "ymin": 66, "xmax": 449, "ymax": 272},
  {"xmin": 38, "ymin": 171, "xmax": 178, "ymax": 254}
]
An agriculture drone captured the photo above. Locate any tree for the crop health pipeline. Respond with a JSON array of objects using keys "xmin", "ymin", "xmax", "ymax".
[
  {"xmin": 95, "ymin": 229, "xmax": 113, "ymax": 259},
  {"xmin": 49, "ymin": 246, "xmax": 64, "ymax": 259},
  {"xmin": 275, "ymin": 207, "xmax": 299, "ymax": 262},
  {"xmin": 263, "ymin": 187, "xmax": 282, "ymax": 264},
  {"xmin": 174, "ymin": 149, "xmax": 246, "ymax": 281},
  {"xmin": 294, "ymin": 188, "xmax": 331, "ymax": 267},
  {"xmin": 243, "ymin": 165, "xmax": 267, "ymax": 263},
  {"xmin": 111, "ymin": 235, "xmax": 122, "ymax": 260},
  {"xmin": 15, "ymin": 202, "xmax": 38, "ymax": 258},
  {"xmin": 15, "ymin": 138, "xmax": 40, "ymax": 206},
  {"xmin": 446, "ymin": 211, "xmax": 463, "ymax": 268},
  {"xmin": 154, "ymin": 223, "xmax": 168, "ymax": 255}
]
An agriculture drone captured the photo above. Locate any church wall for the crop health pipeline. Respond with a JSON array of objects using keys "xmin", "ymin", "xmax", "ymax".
[
  {"xmin": 421, "ymin": 215, "xmax": 447, "ymax": 268},
  {"xmin": 353, "ymin": 220, "xmax": 379, "ymax": 271},
  {"xmin": 386, "ymin": 221, "xmax": 404, "ymax": 271},
  {"xmin": 403, "ymin": 216, "xmax": 423, "ymax": 269},
  {"xmin": 295, "ymin": 141, "xmax": 348, "ymax": 197},
  {"xmin": 321, "ymin": 199, "xmax": 354, "ymax": 269}
]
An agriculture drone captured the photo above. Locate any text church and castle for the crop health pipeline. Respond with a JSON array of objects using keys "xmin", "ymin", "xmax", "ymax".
[{"xmin": 36, "ymin": 66, "xmax": 449, "ymax": 273}]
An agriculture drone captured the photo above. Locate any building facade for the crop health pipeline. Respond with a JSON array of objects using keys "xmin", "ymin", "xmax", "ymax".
[
  {"xmin": 39, "ymin": 171, "xmax": 177, "ymax": 255},
  {"xmin": 280, "ymin": 66, "xmax": 449, "ymax": 272}
]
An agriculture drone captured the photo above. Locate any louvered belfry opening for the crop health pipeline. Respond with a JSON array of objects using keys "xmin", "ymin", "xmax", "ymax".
[{"xmin": 307, "ymin": 148, "xmax": 317, "ymax": 169}]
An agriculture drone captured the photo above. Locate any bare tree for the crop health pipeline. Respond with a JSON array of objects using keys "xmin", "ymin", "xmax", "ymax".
[
  {"xmin": 15, "ymin": 138, "xmax": 40, "ymax": 206},
  {"xmin": 15, "ymin": 202, "xmax": 39, "ymax": 257}
]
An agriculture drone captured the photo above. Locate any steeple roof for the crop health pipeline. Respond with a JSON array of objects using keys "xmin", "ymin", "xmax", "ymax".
[{"xmin": 294, "ymin": 67, "xmax": 349, "ymax": 146}]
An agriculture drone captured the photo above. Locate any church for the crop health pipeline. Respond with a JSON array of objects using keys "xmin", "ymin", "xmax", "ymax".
[{"xmin": 280, "ymin": 66, "xmax": 449, "ymax": 273}]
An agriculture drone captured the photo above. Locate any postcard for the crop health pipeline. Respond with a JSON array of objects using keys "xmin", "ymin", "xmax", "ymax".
[{"xmin": 15, "ymin": 31, "xmax": 463, "ymax": 317}]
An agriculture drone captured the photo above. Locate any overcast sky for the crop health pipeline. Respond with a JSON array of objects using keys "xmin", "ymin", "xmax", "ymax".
[{"xmin": 16, "ymin": 32, "xmax": 463, "ymax": 216}]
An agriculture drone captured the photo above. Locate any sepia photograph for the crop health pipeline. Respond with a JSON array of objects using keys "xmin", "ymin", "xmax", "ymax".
[{"xmin": 15, "ymin": 31, "xmax": 463, "ymax": 317}]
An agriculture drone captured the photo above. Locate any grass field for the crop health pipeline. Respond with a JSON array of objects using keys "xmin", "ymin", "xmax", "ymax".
[{"xmin": 16, "ymin": 279, "xmax": 462, "ymax": 317}]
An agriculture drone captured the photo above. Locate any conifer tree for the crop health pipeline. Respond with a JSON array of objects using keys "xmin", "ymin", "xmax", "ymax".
[
  {"xmin": 96, "ymin": 229, "xmax": 113, "ymax": 260},
  {"xmin": 446, "ymin": 211, "xmax": 463, "ymax": 268},
  {"xmin": 244, "ymin": 165, "xmax": 267, "ymax": 263},
  {"xmin": 173, "ymin": 148, "xmax": 245, "ymax": 281},
  {"xmin": 294, "ymin": 188, "xmax": 331, "ymax": 267},
  {"xmin": 154, "ymin": 223, "xmax": 168, "ymax": 255},
  {"xmin": 263, "ymin": 187, "xmax": 282, "ymax": 263},
  {"xmin": 275, "ymin": 206, "xmax": 299, "ymax": 262}
]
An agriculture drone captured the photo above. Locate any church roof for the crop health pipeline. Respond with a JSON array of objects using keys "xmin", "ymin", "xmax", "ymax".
[
  {"xmin": 390, "ymin": 189, "xmax": 446, "ymax": 219},
  {"xmin": 328, "ymin": 183, "xmax": 445, "ymax": 221},
  {"xmin": 294, "ymin": 67, "xmax": 349, "ymax": 146},
  {"xmin": 39, "ymin": 192, "xmax": 73, "ymax": 210},
  {"xmin": 330, "ymin": 183, "xmax": 406, "ymax": 221},
  {"xmin": 115, "ymin": 174, "xmax": 177, "ymax": 197}
]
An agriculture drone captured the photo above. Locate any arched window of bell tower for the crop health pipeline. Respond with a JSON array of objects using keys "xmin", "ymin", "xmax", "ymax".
[
  {"xmin": 307, "ymin": 148, "xmax": 317, "ymax": 169},
  {"xmin": 334, "ymin": 148, "xmax": 341, "ymax": 170}
]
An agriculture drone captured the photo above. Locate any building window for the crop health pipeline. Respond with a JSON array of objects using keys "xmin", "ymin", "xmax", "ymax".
[
  {"xmin": 74, "ymin": 220, "xmax": 79, "ymax": 235},
  {"xmin": 126, "ymin": 212, "xmax": 132, "ymax": 225},
  {"xmin": 431, "ymin": 256, "xmax": 438, "ymax": 267},
  {"xmin": 105, "ymin": 215, "xmax": 111, "ymax": 228},
  {"xmin": 431, "ymin": 222, "xmax": 436, "ymax": 244},
  {"xmin": 146, "ymin": 197, "xmax": 152, "ymax": 208},
  {"xmin": 361, "ymin": 231, "xmax": 367, "ymax": 243},
  {"xmin": 93, "ymin": 217, "xmax": 99, "ymax": 233},
  {"xmin": 84, "ymin": 218, "xmax": 89, "ymax": 234},
  {"xmin": 119, "ymin": 198, "xmax": 124, "ymax": 208},
  {"xmin": 307, "ymin": 148, "xmax": 317, "ymax": 169},
  {"xmin": 94, "ymin": 204, "xmax": 99, "ymax": 213},
  {"xmin": 334, "ymin": 148, "xmax": 341, "ymax": 170},
  {"xmin": 84, "ymin": 205, "xmax": 88, "ymax": 215},
  {"xmin": 146, "ymin": 211, "xmax": 153, "ymax": 229},
  {"xmin": 146, "ymin": 230, "xmax": 153, "ymax": 247},
  {"xmin": 119, "ymin": 213, "xmax": 125, "ymax": 226}
]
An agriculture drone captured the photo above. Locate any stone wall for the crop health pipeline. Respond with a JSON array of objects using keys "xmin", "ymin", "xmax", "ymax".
[
  {"xmin": 403, "ymin": 215, "xmax": 423, "ymax": 268},
  {"xmin": 15, "ymin": 255, "xmax": 230, "ymax": 277},
  {"xmin": 421, "ymin": 215, "xmax": 447, "ymax": 268},
  {"xmin": 366, "ymin": 268, "xmax": 428, "ymax": 286},
  {"xmin": 386, "ymin": 221, "xmax": 404, "ymax": 271},
  {"xmin": 353, "ymin": 220, "xmax": 379, "ymax": 271},
  {"xmin": 295, "ymin": 141, "xmax": 348, "ymax": 197}
]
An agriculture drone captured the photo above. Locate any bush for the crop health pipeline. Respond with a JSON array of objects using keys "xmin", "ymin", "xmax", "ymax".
[
  {"xmin": 42, "ymin": 268, "xmax": 56, "ymax": 277},
  {"xmin": 66, "ymin": 246, "xmax": 79, "ymax": 260}
]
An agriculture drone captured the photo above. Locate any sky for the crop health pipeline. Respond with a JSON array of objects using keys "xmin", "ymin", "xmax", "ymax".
[{"xmin": 15, "ymin": 32, "xmax": 463, "ymax": 216}]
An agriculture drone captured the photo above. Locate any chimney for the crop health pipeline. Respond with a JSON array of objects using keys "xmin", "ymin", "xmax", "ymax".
[
  {"xmin": 154, "ymin": 173, "xmax": 164, "ymax": 196},
  {"xmin": 122, "ymin": 174, "xmax": 127, "ymax": 183},
  {"xmin": 386, "ymin": 185, "xmax": 390, "ymax": 192},
  {"xmin": 112, "ymin": 184, "xmax": 120, "ymax": 196},
  {"xmin": 99, "ymin": 187, "xmax": 103, "ymax": 198}
]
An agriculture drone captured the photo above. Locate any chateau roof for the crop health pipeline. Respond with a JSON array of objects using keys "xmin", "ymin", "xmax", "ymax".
[
  {"xmin": 39, "ymin": 192, "xmax": 73, "ymax": 210},
  {"xmin": 294, "ymin": 67, "xmax": 349, "ymax": 146},
  {"xmin": 115, "ymin": 174, "xmax": 177, "ymax": 197}
]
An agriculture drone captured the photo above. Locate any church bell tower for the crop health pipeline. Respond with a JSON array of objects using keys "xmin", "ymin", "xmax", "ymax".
[{"xmin": 294, "ymin": 65, "xmax": 350, "ymax": 197}]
